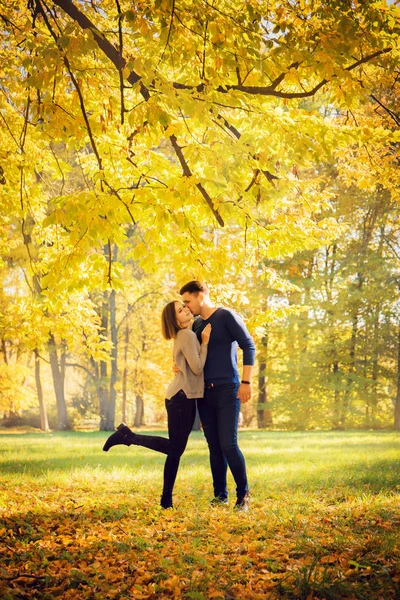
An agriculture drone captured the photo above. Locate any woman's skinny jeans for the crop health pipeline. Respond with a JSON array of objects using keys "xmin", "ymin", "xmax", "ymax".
[{"xmin": 131, "ymin": 390, "xmax": 196, "ymax": 498}]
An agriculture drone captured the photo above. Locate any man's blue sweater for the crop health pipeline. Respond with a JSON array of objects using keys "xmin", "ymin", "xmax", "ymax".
[{"xmin": 193, "ymin": 307, "xmax": 256, "ymax": 385}]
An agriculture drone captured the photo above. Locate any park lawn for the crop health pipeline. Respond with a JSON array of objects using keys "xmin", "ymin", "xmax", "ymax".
[{"xmin": 0, "ymin": 430, "xmax": 399, "ymax": 599}]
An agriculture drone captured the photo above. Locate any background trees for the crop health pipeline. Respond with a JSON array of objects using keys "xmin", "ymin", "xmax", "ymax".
[{"xmin": 0, "ymin": 0, "xmax": 399, "ymax": 430}]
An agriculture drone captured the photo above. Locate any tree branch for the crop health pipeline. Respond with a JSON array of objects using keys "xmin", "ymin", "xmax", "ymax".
[
  {"xmin": 158, "ymin": 0, "xmax": 175, "ymax": 65},
  {"xmin": 117, "ymin": 291, "xmax": 162, "ymax": 332},
  {"xmin": 371, "ymin": 94, "xmax": 400, "ymax": 127},
  {"xmin": 65, "ymin": 362, "xmax": 96, "ymax": 378},
  {"xmin": 18, "ymin": 94, "xmax": 41, "ymax": 281},
  {"xmin": 172, "ymin": 48, "xmax": 392, "ymax": 98},
  {"xmin": 115, "ymin": 0, "xmax": 125, "ymax": 124},
  {"xmin": 52, "ymin": 0, "xmax": 150, "ymax": 100},
  {"xmin": 102, "ymin": 179, "xmax": 137, "ymax": 225},
  {"xmin": 37, "ymin": 0, "xmax": 103, "ymax": 169},
  {"xmin": 169, "ymin": 134, "xmax": 224, "ymax": 226},
  {"xmin": 215, "ymin": 113, "xmax": 278, "ymax": 184},
  {"xmin": 268, "ymin": 62, "xmax": 301, "ymax": 90},
  {"xmin": 234, "ymin": 53, "xmax": 242, "ymax": 86},
  {"xmin": 107, "ymin": 239, "xmax": 113, "ymax": 286},
  {"xmin": 0, "ymin": 12, "xmax": 22, "ymax": 31},
  {"xmin": 201, "ymin": 19, "xmax": 208, "ymax": 81},
  {"xmin": 50, "ymin": 143, "xmax": 66, "ymax": 195},
  {"xmin": 0, "ymin": 112, "xmax": 19, "ymax": 148},
  {"xmin": 49, "ymin": 0, "xmax": 390, "ymax": 227},
  {"xmin": 53, "ymin": 0, "xmax": 391, "ymax": 104},
  {"xmin": 244, "ymin": 169, "xmax": 260, "ymax": 193}
]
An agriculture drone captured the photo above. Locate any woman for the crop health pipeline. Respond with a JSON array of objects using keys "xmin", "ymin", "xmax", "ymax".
[{"xmin": 103, "ymin": 301, "xmax": 211, "ymax": 509}]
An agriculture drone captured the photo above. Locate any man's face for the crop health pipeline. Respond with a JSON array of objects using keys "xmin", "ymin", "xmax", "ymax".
[{"xmin": 181, "ymin": 291, "xmax": 202, "ymax": 316}]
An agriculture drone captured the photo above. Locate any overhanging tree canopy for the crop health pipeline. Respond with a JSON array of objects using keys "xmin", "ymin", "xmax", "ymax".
[{"xmin": 0, "ymin": 0, "xmax": 399, "ymax": 288}]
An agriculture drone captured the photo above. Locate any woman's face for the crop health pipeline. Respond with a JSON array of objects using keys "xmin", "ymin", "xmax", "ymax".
[{"xmin": 174, "ymin": 302, "xmax": 192, "ymax": 328}]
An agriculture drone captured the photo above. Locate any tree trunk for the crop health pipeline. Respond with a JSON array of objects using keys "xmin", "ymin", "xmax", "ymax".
[
  {"xmin": 395, "ymin": 326, "xmax": 400, "ymax": 431},
  {"xmin": 342, "ymin": 269, "xmax": 364, "ymax": 429},
  {"xmin": 257, "ymin": 334, "xmax": 273, "ymax": 428},
  {"xmin": 99, "ymin": 244, "xmax": 119, "ymax": 431},
  {"xmin": 1, "ymin": 339, "xmax": 8, "ymax": 365},
  {"xmin": 286, "ymin": 259, "xmax": 314, "ymax": 428},
  {"xmin": 48, "ymin": 334, "xmax": 70, "ymax": 430},
  {"xmin": 99, "ymin": 291, "xmax": 110, "ymax": 430},
  {"xmin": 332, "ymin": 361, "xmax": 342, "ymax": 429},
  {"xmin": 134, "ymin": 395, "xmax": 144, "ymax": 427},
  {"xmin": 370, "ymin": 303, "xmax": 381, "ymax": 428},
  {"xmin": 107, "ymin": 286, "xmax": 118, "ymax": 430},
  {"xmin": 369, "ymin": 225, "xmax": 385, "ymax": 428},
  {"xmin": 341, "ymin": 204, "xmax": 379, "ymax": 428},
  {"xmin": 34, "ymin": 349, "xmax": 49, "ymax": 431},
  {"xmin": 341, "ymin": 311, "xmax": 358, "ymax": 429},
  {"xmin": 122, "ymin": 320, "xmax": 129, "ymax": 424},
  {"xmin": 324, "ymin": 244, "xmax": 342, "ymax": 430}
]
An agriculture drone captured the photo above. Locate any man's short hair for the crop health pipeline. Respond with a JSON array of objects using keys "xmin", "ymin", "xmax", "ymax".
[{"xmin": 179, "ymin": 280, "xmax": 209, "ymax": 295}]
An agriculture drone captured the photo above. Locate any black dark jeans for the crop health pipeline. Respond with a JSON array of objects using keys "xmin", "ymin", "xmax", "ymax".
[
  {"xmin": 197, "ymin": 383, "xmax": 249, "ymax": 499},
  {"xmin": 132, "ymin": 390, "xmax": 196, "ymax": 498}
]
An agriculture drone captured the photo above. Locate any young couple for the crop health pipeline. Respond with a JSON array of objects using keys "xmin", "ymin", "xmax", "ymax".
[{"xmin": 103, "ymin": 281, "xmax": 256, "ymax": 511}]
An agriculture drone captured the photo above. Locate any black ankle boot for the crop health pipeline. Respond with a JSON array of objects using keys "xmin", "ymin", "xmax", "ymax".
[
  {"xmin": 160, "ymin": 493, "xmax": 173, "ymax": 509},
  {"xmin": 102, "ymin": 423, "xmax": 136, "ymax": 452}
]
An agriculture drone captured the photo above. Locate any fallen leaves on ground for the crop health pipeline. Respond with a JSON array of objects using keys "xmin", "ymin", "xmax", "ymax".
[{"xmin": 1, "ymin": 485, "xmax": 399, "ymax": 599}]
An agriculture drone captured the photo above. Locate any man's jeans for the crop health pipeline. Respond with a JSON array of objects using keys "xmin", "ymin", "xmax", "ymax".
[
  {"xmin": 197, "ymin": 383, "xmax": 249, "ymax": 499},
  {"xmin": 132, "ymin": 390, "xmax": 196, "ymax": 498}
]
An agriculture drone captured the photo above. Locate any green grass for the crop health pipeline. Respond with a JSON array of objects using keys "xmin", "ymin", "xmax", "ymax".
[{"xmin": 1, "ymin": 429, "xmax": 399, "ymax": 599}]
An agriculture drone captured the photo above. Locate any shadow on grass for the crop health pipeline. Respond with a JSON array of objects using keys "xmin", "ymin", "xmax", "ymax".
[{"xmin": 1, "ymin": 430, "xmax": 399, "ymax": 496}]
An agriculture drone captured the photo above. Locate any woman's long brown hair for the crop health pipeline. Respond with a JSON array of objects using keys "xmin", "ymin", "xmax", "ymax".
[{"xmin": 161, "ymin": 301, "xmax": 180, "ymax": 340}]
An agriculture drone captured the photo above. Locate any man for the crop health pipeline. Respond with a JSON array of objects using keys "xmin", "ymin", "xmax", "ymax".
[{"xmin": 180, "ymin": 280, "xmax": 255, "ymax": 511}]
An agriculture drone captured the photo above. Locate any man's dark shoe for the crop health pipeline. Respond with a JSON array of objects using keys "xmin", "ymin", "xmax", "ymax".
[
  {"xmin": 210, "ymin": 496, "xmax": 229, "ymax": 506},
  {"xmin": 234, "ymin": 493, "xmax": 250, "ymax": 512},
  {"xmin": 102, "ymin": 423, "xmax": 136, "ymax": 452}
]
